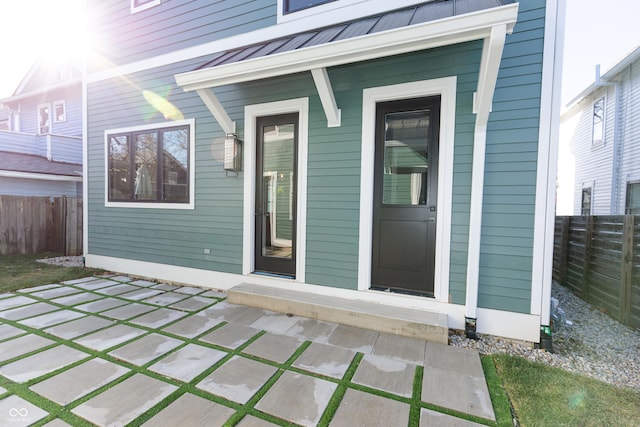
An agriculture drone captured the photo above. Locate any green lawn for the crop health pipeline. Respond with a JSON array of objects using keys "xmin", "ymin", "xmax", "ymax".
[
  {"xmin": 0, "ymin": 253, "xmax": 105, "ymax": 294},
  {"xmin": 1, "ymin": 253, "xmax": 639, "ymax": 426}
]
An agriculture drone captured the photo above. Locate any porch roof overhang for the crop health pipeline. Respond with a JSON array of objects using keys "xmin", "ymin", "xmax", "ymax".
[{"xmin": 175, "ymin": 1, "xmax": 519, "ymax": 132}]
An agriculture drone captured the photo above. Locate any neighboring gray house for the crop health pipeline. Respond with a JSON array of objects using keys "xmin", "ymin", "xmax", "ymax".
[
  {"xmin": 0, "ymin": 57, "xmax": 83, "ymax": 197},
  {"xmin": 84, "ymin": 0, "xmax": 565, "ymax": 343},
  {"xmin": 562, "ymin": 46, "xmax": 640, "ymax": 215}
]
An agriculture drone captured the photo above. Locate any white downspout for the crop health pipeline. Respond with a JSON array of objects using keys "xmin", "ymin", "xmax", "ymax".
[{"xmin": 464, "ymin": 24, "xmax": 507, "ymax": 337}]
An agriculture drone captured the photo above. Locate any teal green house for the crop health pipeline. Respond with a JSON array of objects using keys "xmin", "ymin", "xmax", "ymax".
[{"xmin": 84, "ymin": 0, "xmax": 565, "ymax": 343}]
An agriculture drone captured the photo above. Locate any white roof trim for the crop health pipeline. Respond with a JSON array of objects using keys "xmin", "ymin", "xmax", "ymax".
[
  {"xmin": 175, "ymin": 3, "xmax": 517, "ymax": 129},
  {"xmin": 176, "ymin": 4, "xmax": 517, "ymax": 91},
  {"xmin": 0, "ymin": 170, "xmax": 82, "ymax": 182}
]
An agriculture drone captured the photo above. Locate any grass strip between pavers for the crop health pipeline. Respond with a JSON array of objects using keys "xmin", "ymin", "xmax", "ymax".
[{"xmin": 1, "ymin": 276, "xmax": 517, "ymax": 427}]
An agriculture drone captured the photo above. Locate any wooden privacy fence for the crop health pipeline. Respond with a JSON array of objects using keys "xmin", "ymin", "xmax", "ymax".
[
  {"xmin": 553, "ymin": 215, "xmax": 639, "ymax": 330},
  {"xmin": 0, "ymin": 196, "xmax": 82, "ymax": 256}
]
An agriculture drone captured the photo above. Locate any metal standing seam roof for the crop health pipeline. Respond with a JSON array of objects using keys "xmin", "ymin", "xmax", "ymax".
[{"xmin": 197, "ymin": 0, "xmax": 515, "ymax": 70}]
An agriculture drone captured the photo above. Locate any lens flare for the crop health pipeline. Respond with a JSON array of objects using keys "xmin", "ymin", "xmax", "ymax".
[{"xmin": 143, "ymin": 90, "xmax": 184, "ymax": 121}]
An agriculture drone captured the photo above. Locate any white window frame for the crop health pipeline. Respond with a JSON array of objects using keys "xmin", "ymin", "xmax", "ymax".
[
  {"xmin": 131, "ymin": 0, "xmax": 161, "ymax": 14},
  {"xmin": 38, "ymin": 103, "xmax": 51, "ymax": 134},
  {"xmin": 104, "ymin": 118, "xmax": 196, "ymax": 209},
  {"xmin": 243, "ymin": 98, "xmax": 309, "ymax": 283},
  {"xmin": 358, "ymin": 76, "xmax": 457, "ymax": 302},
  {"xmin": 276, "ymin": 0, "xmax": 428, "ymax": 24},
  {"xmin": 591, "ymin": 96, "xmax": 605, "ymax": 146},
  {"xmin": 53, "ymin": 100, "xmax": 66, "ymax": 123}
]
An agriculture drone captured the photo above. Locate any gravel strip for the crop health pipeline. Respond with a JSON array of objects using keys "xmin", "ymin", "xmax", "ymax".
[
  {"xmin": 36, "ymin": 256, "xmax": 84, "ymax": 268},
  {"xmin": 450, "ymin": 282, "xmax": 640, "ymax": 390}
]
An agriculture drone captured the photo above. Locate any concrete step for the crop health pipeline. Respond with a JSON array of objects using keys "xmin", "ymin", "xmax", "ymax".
[{"xmin": 227, "ymin": 283, "xmax": 448, "ymax": 344}]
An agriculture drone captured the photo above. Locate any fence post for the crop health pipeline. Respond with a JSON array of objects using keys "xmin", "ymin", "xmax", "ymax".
[
  {"xmin": 582, "ymin": 215, "xmax": 593, "ymax": 299},
  {"xmin": 558, "ymin": 216, "xmax": 570, "ymax": 285},
  {"xmin": 620, "ymin": 215, "xmax": 634, "ymax": 326}
]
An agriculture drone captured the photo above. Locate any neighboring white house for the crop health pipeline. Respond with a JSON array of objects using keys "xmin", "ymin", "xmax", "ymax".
[
  {"xmin": 0, "ymin": 57, "xmax": 83, "ymax": 197},
  {"xmin": 561, "ymin": 46, "xmax": 640, "ymax": 215}
]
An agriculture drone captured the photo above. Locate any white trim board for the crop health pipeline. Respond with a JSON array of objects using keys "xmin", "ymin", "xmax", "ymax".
[
  {"xmin": 0, "ymin": 171, "xmax": 81, "ymax": 182},
  {"xmin": 243, "ymin": 98, "xmax": 309, "ymax": 283},
  {"xmin": 358, "ymin": 77, "xmax": 457, "ymax": 303}
]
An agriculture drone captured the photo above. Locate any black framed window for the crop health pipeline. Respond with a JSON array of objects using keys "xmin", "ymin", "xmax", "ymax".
[
  {"xmin": 626, "ymin": 182, "xmax": 640, "ymax": 215},
  {"xmin": 581, "ymin": 187, "xmax": 592, "ymax": 216},
  {"xmin": 283, "ymin": 0, "xmax": 337, "ymax": 14},
  {"xmin": 108, "ymin": 125, "xmax": 189, "ymax": 203}
]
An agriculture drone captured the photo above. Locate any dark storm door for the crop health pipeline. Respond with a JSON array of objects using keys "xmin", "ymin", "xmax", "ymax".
[
  {"xmin": 255, "ymin": 113, "xmax": 298, "ymax": 277},
  {"xmin": 371, "ymin": 97, "xmax": 441, "ymax": 296}
]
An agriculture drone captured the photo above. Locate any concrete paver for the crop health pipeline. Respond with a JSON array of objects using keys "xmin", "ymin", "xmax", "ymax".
[
  {"xmin": 243, "ymin": 332, "xmax": 303, "ymax": 364},
  {"xmin": 75, "ymin": 297, "xmax": 129, "ymax": 313},
  {"xmin": 0, "ymin": 395, "xmax": 48, "ymax": 425},
  {"xmin": 169, "ymin": 295, "xmax": 216, "ymax": 311},
  {"xmin": 73, "ymin": 279, "xmax": 120, "ymax": 290},
  {"xmin": 128, "ymin": 307, "xmax": 188, "ymax": 328},
  {"xmin": 44, "ymin": 316, "xmax": 114, "ymax": 339},
  {"xmin": 236, "ymin": 415, "xmax": 281, "ymax": 426},
  {"xmin": 95, "ymin": 283, "xmax": 139, "ymax": 295},
  {"xmin": 420, "ymin": 408, "xmax": 486, "ymax": 427},
  {"xmin": 199, "ymin": 323, "xmax": 260, "ymax": 349},
  {"xmin": 30, "ymin": 358, "xmax": 130, "ymax": 405},
  {"xmin": 284, "ymin": 318, "xmax": 338, "ymax": 343},
  {"xmin": 53, "ymin": 292, "xmax": 103, "ymax": 306},
  {"xmin": 329, "ymin": 388, "xmax": 410, "ymax": 427},
  {"xmin": 30, "ymin": 286, "xmax": 82, "ymax": 299},
  {"xmin": 197, "ymin": 355, "xmax": 278, "ymax": 404},
  {"xmin": 72, "ymin": 373, "xmax": 177, "ymax": 426},
  {"xmin": 0, "ymin": 334, "xmax": 54, "ymax": 362},
  {"xmin": 141, "ymin": 393, "xmax": 235, "ymax": 426},
  {"xmin": 250, "ymin": 311, "xmax": 302, "ymax": 333},
  {"xmin": 292, "ymin": 342, "xmax": 355, "ymax": 379},
  {"xmin": 174, "ymin": 286, "xmax": 205, "ymax": 295},
  {"xmin": 0, "ymin": 345, "xmax": 88, "ymax": 383},
  {"xmin": 148, "ymin": 343, "xmax": 227, "ymax": 382},
  {"xmin": 326, "ymin": 324, "xmax": 379, "ymax": 353},
  {"xmin": 0, "ymin": 324, "xmax": 26, "ymax": 340},
  {"xmin": 204, "ymin": 301, "xmax": 267, "ymax": 325},
  {"xmin": 0, "ymin": 302, "xmax": 60, "ymax": 320},
  {"xmin": 99, "ymin": 303, "xmax": 156, "ymax": 320},
  {"xmin": 20, "ymin": 310, "xmax": 85, "ymax": 329},
  {"xmin": 42, "ymin": 419, "xmax": 73, "ymax": 427},
  {"xmin": 108, "ymin": 333, "xmax": 184, "ymax": 366},
  {"xmin": 256, "ymin": 371, "xmax": 337, "ymax": 427},
  {"xmin": 142, "ymin": 292, "xmax": 189, "ymax": 306},
  {"xmin": 75, "ymin": 324, "xmax": 146, "ymax": 351},
  {"xmin": 0, "ymin": 295, "xmax": 36, "ymax": 310},
  {"xmin": 162, "ymin": 313, "xmax": 222, "ymax": 338},
  {"xmin": 352, "ymin": 354, "xmax": 416, "ymax": 397},
  {"xmin": 372, "ymin": 332, "xmax": 426, "ymax": 364},
  {"xmin": 118, "ymin": 288, "xmax": 164, "ymax": 301}
]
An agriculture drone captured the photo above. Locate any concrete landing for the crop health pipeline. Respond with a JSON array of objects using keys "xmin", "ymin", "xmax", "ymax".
[{"xmin": 227, "ymin": 283, "xmax": 448, "ymax": 344}]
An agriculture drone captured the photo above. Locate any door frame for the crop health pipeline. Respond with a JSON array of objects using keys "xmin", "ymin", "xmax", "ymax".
[
  {"xmin": 358, "ymin": 77, "xmax": 457, "ymax": 302},
  {"xmin": 243, "ymin": 98, "xmax": 309, "ymax": 282}
]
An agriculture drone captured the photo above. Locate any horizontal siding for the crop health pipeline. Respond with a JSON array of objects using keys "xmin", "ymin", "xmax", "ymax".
[
  {"xmin": 476, "ymin": 0, "xmax": 545, "ymax": 313},
  {"xmin": 619, "ymin": 56, "xmax": 640, "ymax": 211},
  {"xmin": 88, "ymin": 0, "xmax": 276, "ymax": 67}
]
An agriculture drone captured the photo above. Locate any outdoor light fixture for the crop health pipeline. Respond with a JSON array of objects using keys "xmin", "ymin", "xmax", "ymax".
[{"xmin": 224, "ymin": 133, "xmax": 242, "ymax": 173}]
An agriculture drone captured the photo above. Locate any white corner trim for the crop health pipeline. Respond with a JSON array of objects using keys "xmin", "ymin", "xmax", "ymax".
[
  {"xmin": 531, "ymin": 0, "xmax": 566, "ymax": 321},
  {"xmin": 103, "ymin": 118, "xmax": 196, "ymax": 210},
  {"xmin": 195, "ymin": 88, "xmax": 235, "ymax": 134},
  {"xmin": 358, "ymin": 76, "xmax": 457, "ymax": 302},
  {"xmin": 310, "ymin": 68, "xmax": 341, "ymax": 127},
  {"xmin": 130, "ymin": 0, "xmax": 161, "ymax": 14},
  {"xmin": 243, "ymin": 98, "xmax": 309, "ymax": 282},
  {"xmin": 464, "ymin": 22, "xmax": 510, "ymax": 320}
]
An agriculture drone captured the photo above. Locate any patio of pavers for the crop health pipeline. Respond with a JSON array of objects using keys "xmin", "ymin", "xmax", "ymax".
[{"xmin": 0, "ymin": 275, "xmax": 495, "ymax": 426}]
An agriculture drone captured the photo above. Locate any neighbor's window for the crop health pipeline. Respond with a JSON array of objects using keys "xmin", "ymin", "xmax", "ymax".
[
  {"xmin": 53, "ymin": 100, "xmax": 66, "ymax": 123},
  {"xmin": 283, "ymin": 0, "xmax": 336, "ymax": 14},
  {"xmin": 592, "ymin": 97, "xmax": 604, "ymax": 145},
  {"xmin": 581, "ymin": 187, "xmax": 592, "ymax": 215},
  {"xmin": 108, "ymin": 124, "xmax": 190, "ymax": 203},
  {"xmin": 131, "ymin": 0, "xmax": 160, "ymax": 13},
  {"xmin": 38, "ymin": 104, "xmax": 50, "ymax": 134},
  {"xmin": 626, "ymin": 182, "xmax": 640, "ymax": 215}
]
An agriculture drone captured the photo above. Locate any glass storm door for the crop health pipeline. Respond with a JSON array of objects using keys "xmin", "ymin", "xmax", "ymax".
[
  {"xmin": 255, "ymin": 114, "xmax": 298, "ymax": 277},
  {"xmin": 371, "ymin": 97, "xmax": 440, "ymax": 296}
]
